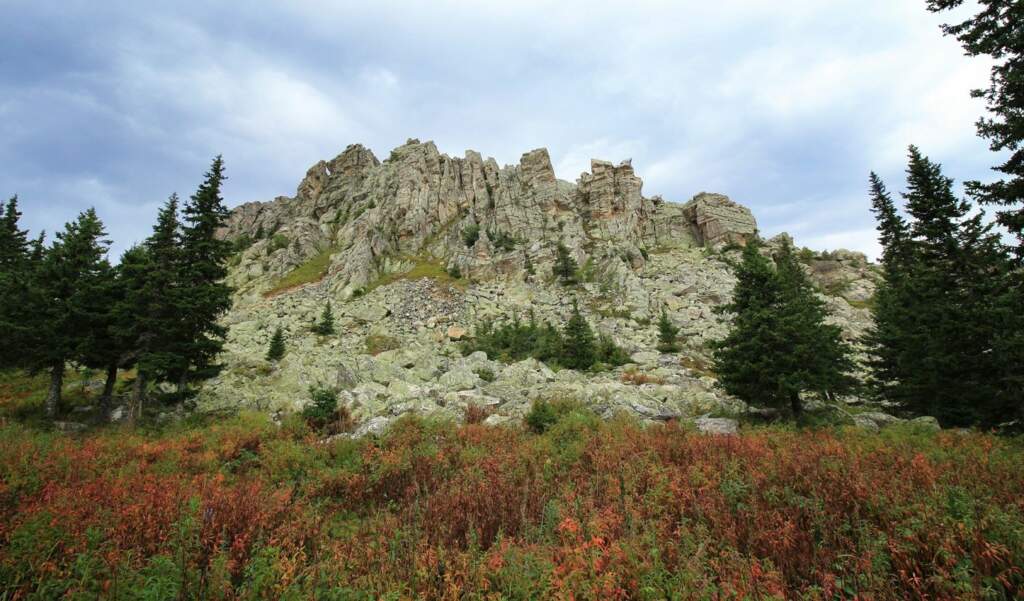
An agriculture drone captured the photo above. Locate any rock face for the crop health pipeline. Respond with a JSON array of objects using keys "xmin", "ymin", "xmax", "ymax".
[
  {"xmin": 201, "ymin": 139, "xmax": 884, "ymax": 434},
  {"xmin": 218, "ymin": 140, "xmax": 758, "ymax": 304}
]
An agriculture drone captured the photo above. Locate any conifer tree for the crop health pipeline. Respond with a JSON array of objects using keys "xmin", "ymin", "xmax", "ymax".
[
  {"xmin": 561, "ymin": 300, "xmax": 596, "ymax": 370},
  {"xmin": 313, "ymin": 301, "xmax": 335, "ymax": 335},
  {"xmin": 867, "ymin": 147, "xmax": 1014, "ymax": 426},
  {"xmin": 552, "ymin": 242, "xmax": 578, "ymax": 285},
  {"xmin": 0, "ymin": 196, "xmax": 33, "ymax": 369},
  {"xmin": 713, "ymin": 241, "xmax": 854, "ymax": 416},
  {"xmin": 927, "ymin": 1, "xmax": 1024, "ymax": 424},
  {"xmin": 863, "ymin": 173, "xmax": 914, "ymax": 399},
  {"xmin": 178, "ymin": 157, "xmax": 233, "ymax": 388},
  {"xmin": 266, "ymin": 327, "xmax": 286, "ymax": 362},
  {"xmin": 656, "ymin": 308, "xmax": 680, "ymax": 353},
  {"xmin": 31, "ymin": 209, "xmax": 111, "ymax": 417}
]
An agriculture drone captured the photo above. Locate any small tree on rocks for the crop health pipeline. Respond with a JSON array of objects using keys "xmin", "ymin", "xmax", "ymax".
[
  {"xmin": 266, "ymin": 326, "xmax": 286, "ymax": 362},
  {"xmin": 656, "ymin": 308, "xmax": 680, "ymax": 352},
  {"xmin": 313, "ymin": 301, "xmax": 335, "ymax": 335}
]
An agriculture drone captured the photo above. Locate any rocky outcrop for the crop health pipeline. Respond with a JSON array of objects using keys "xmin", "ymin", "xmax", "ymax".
[
  {"xmin": 681, "ymin": 192, "xmax": 758, "ymax": 248},
  {"xmin": 201, "ymin": 139, "xmax": 885, "ymax": 433},
  {"xmin": 218, "ymin": 140, "xmax": 759, "ymax": 304}
]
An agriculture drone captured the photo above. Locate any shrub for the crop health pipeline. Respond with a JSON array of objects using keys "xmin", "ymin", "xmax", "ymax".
[
  {"xmin": 301, "ymin": 386, "xmax": 353, "ymax": 434},
  {"xmin": 552, "ymin": 242, "xmax": 579, "ymax": 285},
  {"xmin": 312, "ymin": 301, "xmax": 336, "ymax": 335},
  {"xmin": 525, "ymin": 399, "xmax": 559, "ymax": 434},
  {"xmin": 473, "ymin": 367, "xmax": 496, "ymax": 383},
  {"xmin": 621, "ymin": 369, "xmax": 665, "ymax": 386},
  {"xmin": 656, "ymin": 309, "xmax": 680, "ymax": 353},
  {"xmin": 463, "ymin": 403, "xmax": 491, "ymax": 424},
  {"xmin": 462, "ymin": 223, "xmax": 480, "ymax": 248},
  {"xmin": 268, "ymin": 234, "xmax": 290, "ymax": 253},
  {"xmin": 364, "ymin": 334, "xmax": 400, "ymax": 355}
]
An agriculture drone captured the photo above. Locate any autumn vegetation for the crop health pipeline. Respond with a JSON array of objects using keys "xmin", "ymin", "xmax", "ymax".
[{"xmin": 1, "ymin": 376, "xmax": 1022, "ymax": 600}]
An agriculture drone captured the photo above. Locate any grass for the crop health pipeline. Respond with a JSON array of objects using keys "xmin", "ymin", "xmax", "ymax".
[
  {"xmin": 364, "ymin": 334, "xmax": 400, "ymax": 355},
  {"xmin": 0, "ymin": 383, "xmax": 1022, "ymax": 599},
  {"xmin": 362, "ymin": 256, "xmax": 466, "ymax": 295},
  {"xmin": 263, "ymin": 247, "xmax": 336, "ymax": 297}
]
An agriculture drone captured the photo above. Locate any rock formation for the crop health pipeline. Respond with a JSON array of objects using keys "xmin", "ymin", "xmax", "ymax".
[{"xmin": 202, "ymin": 139, "xmax": 879, "ymax": 433}]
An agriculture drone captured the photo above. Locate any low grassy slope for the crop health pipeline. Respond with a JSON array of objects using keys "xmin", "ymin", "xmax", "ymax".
[{"xmin": 0, "ymin": 376, "xmax": 1022, "ymax": 599}]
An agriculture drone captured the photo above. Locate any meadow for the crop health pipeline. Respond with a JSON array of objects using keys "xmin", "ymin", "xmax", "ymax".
[{"xmin": 1, "ymin": 374, "xmax": 1023, "ymax": 600}]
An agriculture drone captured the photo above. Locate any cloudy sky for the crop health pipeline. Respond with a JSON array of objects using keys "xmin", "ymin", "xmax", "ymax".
[{"xmin": 1, "ymin": 0, "xmax": 997, "ymax": 260}]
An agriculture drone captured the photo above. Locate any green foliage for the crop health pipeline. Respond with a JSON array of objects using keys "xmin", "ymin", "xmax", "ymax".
[
  {"xmin": 656, "ymin": 309, "xmax": 680, "ymax": 353},
  {"xmin": 552, "ymin": 242, "xmax": 579, "ymax": 285},
  {"xmin": 365, "ymin": 334, "xmax": 400, "ymax": 355},
  {"xmin": 462, "ymin": 223, "xmax": 480, "ymax": 248},
  {"xmin": 446, "ymin": 264, "xmax": 462, "ymax": 279},
  {"xmin": 865, "ymin": 150, "xmax": 1017, "ymax": 427},
  {"xmin": 473, "ymin": 366, "xmax": 496, "ymax": 383},
  {"xmin": 463, "ymin": 306, "xmax": 627, "ymax": 371},
  {"xmin": 523, "ymin": 252, "xmax": 535, "ymax": 276},
  {"xmin": 561, "ymin": 300, "xmax": 596, "ymax": 370},
  {"xmin": 230, "ymin": 233, "xmax": 253, "ymax": 254},
  {"xmin": 302, "ymin": 385, "xmax": 352, "ymax": 433},
  {"xmin": 487, "ymin": 229, "xmax": 518, "ymax": 251},
  {"xmin": 312, "ymin": 301, "xmax": 336, "ymax": 335},
  {"xmin": 264, "ymin": 247, "xmax": 336, "ymax": 297},
  {"xmin": 713, "ymin": 241, "xmax": 856, "ymax": 416},
  {"xmin": 268, "ymin": 233, "xmax": 290, "ymax": 253},
  {"xmin": 265, "ymin": 327, "xmax": 286, "ymax": 362}
]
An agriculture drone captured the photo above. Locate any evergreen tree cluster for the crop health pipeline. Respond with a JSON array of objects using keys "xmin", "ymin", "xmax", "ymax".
[
  {"xmin": 0, "ymin": 157, "xmax": 234, "ymax": 419},
  {"xmin": 712, "ymin": 241, "xmax": 856, "ymax": 416},
  {"xmin": 866, "ymin": 148, "xmax": 1019, "ymax": 427},
  {"xmin": 463, "ymin": 302, "xmax": 629, "ymax": 370}
]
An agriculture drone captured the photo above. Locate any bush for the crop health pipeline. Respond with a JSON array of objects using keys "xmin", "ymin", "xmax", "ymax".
[
  {"xmin": 268, "ymin": 234, "xmax": 290, "ymax": 253},
  {"xmin": 462, "ymin": 223, "xmax": 480, "ymax": 248},
  {"xmin": 365, "ymin": 334, "xmax": 400, "ymax": 355},
  {"xmin": 301, "ymin": 386, "xmax": 353, "ymax": 434},
  {"xmin": 473, "ymin": 367, "xmax": 496, "ymax": 382},
  {"xmin": 463, "ymin": 403, "xmax": 491, "ymax": 424},
  {"xmin": 525, "ymin": 399, "xmax": 559, "ymax": 434}
]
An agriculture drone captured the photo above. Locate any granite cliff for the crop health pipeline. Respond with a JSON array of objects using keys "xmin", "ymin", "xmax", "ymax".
[{"xmin": 200, "ymin": 139, "xmax": 884, "ymax": 434}]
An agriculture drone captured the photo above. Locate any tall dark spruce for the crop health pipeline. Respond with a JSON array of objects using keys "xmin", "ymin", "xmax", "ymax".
[
  {"xmin": 178, "ymin": 156, "xmax": 233, "ymax": 390},
  {"xmin": 32, "ymin": 209, "xmax": 111, "ymax": 417},
  {"xmin": 928, "ymin": 0, "xmax": 1024, "ymax": 423},
  {"xmin": 713, "ymin": 241, "xmax": 854, "ymax": 416},
  {"xmin": 0, "ymin": 197, "xmax": 33, "ymax": 370},
  {"xmin": 867, "ymin": 147, "xmax": 1012, "ymax": 426}
]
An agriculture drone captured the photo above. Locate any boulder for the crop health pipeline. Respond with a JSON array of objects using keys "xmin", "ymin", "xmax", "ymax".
[{"xmin": 694, "ymin": 417, "xmax": 738, "ymax": 435}]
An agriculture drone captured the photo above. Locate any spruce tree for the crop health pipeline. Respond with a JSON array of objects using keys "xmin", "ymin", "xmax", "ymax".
[
  {"xmin": 266, "ymin": 327, "xmax": 286, "ymax": 362},
  {"xmin": 31, "ymin": 209, "xmax": 111, "ymax": 417},
  {"xmin": 178, "ymin": 157, "xmax": 233, "ymax": 388},
  {"xmin": 561, "ymin": 300, "xmax": 596, "ymax": 370},
  {"xmin": 713, "ymin": 241, "xmax": 854, "ymax": 416},
  {"xmin": 656, "ymin": 308, "xmax": 680, "ymax": 352},
  {"xmin": 927, "ymin": 1, "xmax": 1024, "ymax": 425},
  {"xmin": 0, "ymin": 196, "xmax": 33, "ymax": 370},
  {"xmin": 313, "ymin": 301, "xmax": 335, "ymax": 335},
  {"xmin": 78, "ymin": 258, "xmax": 126, "ymax": 416},
  {"xmin": 868, "ymin": 147, "xmax": 1013, "ymax": 426},
  {"xmin": 863, "ymin": 173, "xmax": 914, "ymax": 400},
  {"xmin": 552, "ymin": 242, "xmax": 578, "ymax": 285}
]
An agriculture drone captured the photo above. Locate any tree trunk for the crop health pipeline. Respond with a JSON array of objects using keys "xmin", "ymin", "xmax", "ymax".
[
  {"xmin": 790, "ymin": 391, "xmax": 803, "ymax": 418},
  {"xmin": 130, "ymin": 370, "xmax": 148, "ymax": 423},
  {"xmin": 44, "ymin": 362, "xmax": 64, "ymax": 418},
  {"xmin": 99, "ymin": 363, "xmax": 118, "ymax": 419}
]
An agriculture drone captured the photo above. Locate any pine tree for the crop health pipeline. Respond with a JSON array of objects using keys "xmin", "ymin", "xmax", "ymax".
[
  {"xmin": 713, "ymin": 241, "xmax": 854, "ymax": 416},
  {"xmin": 77, "ymin": 258, "xmax": 125, "ymax": 416},
  {"xmin": 178, "ymin": 157, "xmax": 233, "ymax": 389},
  {"xmin": 266, "ymin": 327, "xmax": 286, "ymax": 362},
  {"xmin": 30, "ymin": 209, "xmax": 111, "ymax": 417},
  {"xmin": 552, "ymin": 242, "xmax": 578, "ymax": 285},
  {"xmin": 656, "ymin": 308, "xmax": 680, "ymax": 353},
  {"xmin": 313, "ymin": 301, "xmax": 335, "ymax": 335},
  {"xmin": 561, "ymin": 300, "xmax": 596, "ymax": 370}
]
